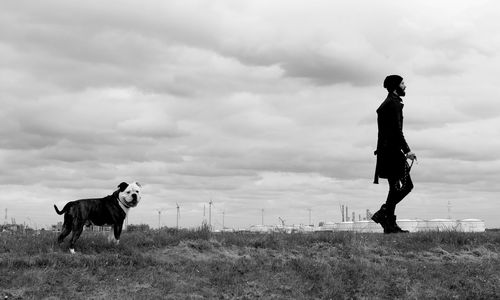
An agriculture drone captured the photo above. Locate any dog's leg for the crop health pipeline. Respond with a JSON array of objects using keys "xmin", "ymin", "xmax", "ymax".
[
  {"xmin": 106, "ymin": 231, "xmax": 118, "ymax": 244},
  {"xmin": 58, "ymin": 214, "xmax": 72, "ymax": 243},
  {"xmin": 113, "ymin": 223, "xmax": 123, "ymax": 245},
  {"xmin": 58, "ymin": 226, "xmax": 71, "ymax": 244},
  {"xmin": 68, "ymin": 222, "xmax": 84, "ymax": 254}
]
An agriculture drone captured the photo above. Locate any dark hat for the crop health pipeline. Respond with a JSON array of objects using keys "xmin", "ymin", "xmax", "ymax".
[{"xmin": 383, "ymin": 75, "xmax": 403, "ymax": 92}]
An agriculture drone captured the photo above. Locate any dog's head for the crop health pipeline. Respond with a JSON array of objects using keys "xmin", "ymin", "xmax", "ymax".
[{"xmin": 117, "ymin": 182, "xmax": 142, "ymax": 208}]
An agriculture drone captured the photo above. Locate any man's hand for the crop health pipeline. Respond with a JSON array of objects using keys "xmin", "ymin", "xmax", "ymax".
[{"xmin": 406, "ymin": 151, "xmax": 417, "ymax": 161}]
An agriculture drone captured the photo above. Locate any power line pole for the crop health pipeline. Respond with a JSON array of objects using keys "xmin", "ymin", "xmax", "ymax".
[
  {"xmin": 209, "ymin": 199, "xmax": 213, "ymax": 230},
  {"xmin": 448, "ymin": 200, "xmax": 452, "ymax": 219},
  {"xmin": 156, "ymin": 209, "xmax": 164, "ymax": 229},
  {"xmin": 176, "ymin": 203, "xmax": 180, "ymax": 229}
]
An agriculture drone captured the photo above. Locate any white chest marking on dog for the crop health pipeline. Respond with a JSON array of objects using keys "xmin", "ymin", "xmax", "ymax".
[{"xmin": 117, "ymin": 200, "xmax": 130, "ymax": 215}]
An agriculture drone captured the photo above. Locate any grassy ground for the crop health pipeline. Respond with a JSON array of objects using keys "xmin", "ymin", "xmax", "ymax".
[{"xmin": 1, "ymin": 227, "xmax": 499, "ymax": 299}]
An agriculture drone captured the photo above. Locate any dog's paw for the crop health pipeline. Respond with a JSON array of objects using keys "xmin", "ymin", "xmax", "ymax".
[{"xmin": 106, "ymin": 234, "xmax": 120, "ymax": 245}]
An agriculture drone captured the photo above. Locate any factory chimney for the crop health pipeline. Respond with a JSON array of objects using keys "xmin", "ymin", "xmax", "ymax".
[{"xmin": 341, "ymin": 205, "xmax": 345, "ymax": 222}]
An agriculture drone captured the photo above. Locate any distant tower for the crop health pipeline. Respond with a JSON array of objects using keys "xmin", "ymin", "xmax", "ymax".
[
  {"xmin": 4, "ymin": 208, "xmax": 7, "ymax": 224},
  {"xmin": 352, "ymin": 212, "xmax": 355, "ymax": 222},
  {"xmin": 346, "ymin": 206, "xmax": 349, "ymax": 222},
  {"xmin": 222, "ymin": 210, "xmax": 225, "ymax": 229},
  {"xmin": 341, "ymin": 205, "xmax": 345, "ymax": 222},
  {"xmin": 261, "ymin": 208, "xmax": 264, "ymax": 225},
  {"xmin": 447, "ymin": 200, "xmax": 452, "ymax": 219},
  {"xmin": 156, "ymin": 210, "xmax": 162, "ymax": 229},
  {"xmin": 176, "ymin": 203, "xmax": 180, "ymax": 229},
  {"xmin": 209, "ymin": 199, "xmax": 214, "ymax": 229}
]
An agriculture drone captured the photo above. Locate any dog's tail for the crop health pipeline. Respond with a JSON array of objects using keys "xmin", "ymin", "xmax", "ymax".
[
  {"xmin": 54, "ymin": 202, "xmax": 72, "ymax": 215},
  {"xmin": 54, "ymin": 204, "xmax": 64, "ymax": 215}
]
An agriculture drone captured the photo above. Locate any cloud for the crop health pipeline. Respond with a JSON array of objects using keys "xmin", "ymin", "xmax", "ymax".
[{"xmin": 1, "ymin": 0, "xmax": 500, "ymax": 229}]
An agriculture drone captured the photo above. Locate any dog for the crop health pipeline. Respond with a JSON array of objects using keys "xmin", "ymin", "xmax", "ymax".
[{"xmin": 54, "ymin": 182, "xmax": 142, "ymax": 254}]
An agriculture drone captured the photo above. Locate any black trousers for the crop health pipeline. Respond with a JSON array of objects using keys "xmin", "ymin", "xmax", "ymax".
[{"xmin": 385, "ymin": 172, "xmax": 413, "ymax": 216}]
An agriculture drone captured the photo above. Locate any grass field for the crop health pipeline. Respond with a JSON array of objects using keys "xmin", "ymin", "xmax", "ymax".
[{"xmin": 1, "ymin": 227, "xmax": 500, "ymax": 299}]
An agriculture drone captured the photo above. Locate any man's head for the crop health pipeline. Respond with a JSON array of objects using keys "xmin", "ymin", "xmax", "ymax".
[{"xmin": 383, "ymin": 75, "xmax": 406, "ymax": 97}]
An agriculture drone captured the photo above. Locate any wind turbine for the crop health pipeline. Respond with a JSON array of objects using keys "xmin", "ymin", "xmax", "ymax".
[
  {"xmin": 222, "ymin": 210, "xmax": 225, "ymax": 229},
  {"xmin": 448, "ymin": 200, "xmax": 452, "ymax": 219},
  {"xmin": 209, "ymin": 199, "xmax": 214, "ymax": 230},
  {"xmin": 156, "ymin": 209, "xmax": 165, "ymax": 229},
  {"xmin": 308, "ymin": 208, "xmax": 312, "ymax": 226},
  {"xmin": 176, "ymin": 202, "xmax": 180, "ymax": 229}
]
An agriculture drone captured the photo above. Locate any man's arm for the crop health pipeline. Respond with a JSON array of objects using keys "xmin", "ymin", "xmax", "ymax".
[{"xmin": 387, "ymin": 101, "xmax": 410, "ymax": 153}]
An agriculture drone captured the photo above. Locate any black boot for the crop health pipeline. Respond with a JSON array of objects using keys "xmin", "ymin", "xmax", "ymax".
[
  {"xmin": 388, "ymin": 215, "xmax": 409, "ymax": 233},
  {"xmin": 371, "ymin": 204, "xmax": 387, "ymax": 223},
  {"xmin": 371, "ymin": 205, "xmax": 393, "ymax": 233}
]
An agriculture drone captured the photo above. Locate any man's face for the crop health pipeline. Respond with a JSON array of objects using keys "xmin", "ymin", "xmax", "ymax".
[{"xmin": 395, "ymin": 80, "xmax": 406, "ymax": 97}]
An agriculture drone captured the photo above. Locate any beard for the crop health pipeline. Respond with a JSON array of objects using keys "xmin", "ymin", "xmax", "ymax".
[{"xmin": 395, "ymin": 86, "xmax": 406, "ymax": 97}]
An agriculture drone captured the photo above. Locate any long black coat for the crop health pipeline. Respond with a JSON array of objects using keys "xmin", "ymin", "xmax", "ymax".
[{"xmin": 373, "ymin": 93, "xmax": 411, "ymax": 183}]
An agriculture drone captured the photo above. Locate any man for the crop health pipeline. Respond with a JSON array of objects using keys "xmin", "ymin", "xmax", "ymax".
[{"xmin": 372, "ymin": 75, "xmax": 417, "ymax": 233}]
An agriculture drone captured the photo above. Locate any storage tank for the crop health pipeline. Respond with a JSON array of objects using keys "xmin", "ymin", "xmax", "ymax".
[
  {"xmin": 415, "ymin": 219, "xmax": 429, "ymax": 232},
  {"xmin": 396, "ymin": 219, "xmax": 418, "ymax": 232},
  {"xmin": 317, "ymin": 222, "xmax": 336, "ymax": 232},
  {"xmin": 353, "ymin": 220, "xmax": 383, "ymax": 233},
  {"xmin": 457, "ymin": 219, "xmax": 485, "ymax": 232},
  {"xmin": 425, "ymin": 219, "xmax": 457, "ymax": 231},
  {"xmin": 298, "ymin": 224, "xmax": 315, "ymax": 233},
  {"xmin": 335, "ymin": 221, "xmax": 353, "ymax": 232},
  {"xmin": 249, "ymin": 225, "xmax": 270, "ymax": 233}
]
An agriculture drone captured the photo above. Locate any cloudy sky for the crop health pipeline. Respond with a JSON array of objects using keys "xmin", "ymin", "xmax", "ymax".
[{"xmin": 1, "ymin": 0, "xmax": 500, "ymax": 230}]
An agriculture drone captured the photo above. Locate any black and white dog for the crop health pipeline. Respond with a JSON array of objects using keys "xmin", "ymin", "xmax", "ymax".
[{"xmin": 54, "ymin": 182, "xmax": 142, "ymax": 254}]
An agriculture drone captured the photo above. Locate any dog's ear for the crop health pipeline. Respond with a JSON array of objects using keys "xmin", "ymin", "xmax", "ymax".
[{"xmin": 117, "ymin": 182, "xmax": 129, "ymax": 192}]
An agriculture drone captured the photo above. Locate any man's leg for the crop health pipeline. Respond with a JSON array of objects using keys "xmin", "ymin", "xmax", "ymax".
[
  {"xmin": 385, "ymin": 174, "xmax": 413, "ymax": 233},
  {"xmin": 371, "ymin": 179, "xmax": 399, "ymax": 233},
  {"xmin": 385, "ymin": 178, "xmax": 400, "ymax": 216},
  {"xmin": 395, "ymin": 174, "xmax": 413, "ymax": 206}
]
